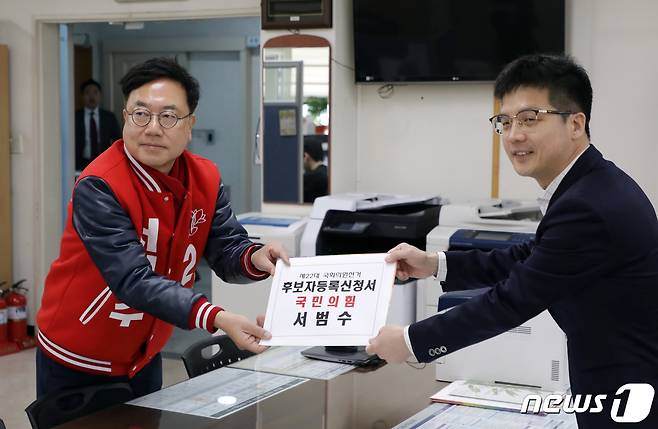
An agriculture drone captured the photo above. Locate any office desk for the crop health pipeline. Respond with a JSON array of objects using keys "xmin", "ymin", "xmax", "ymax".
[
  {"xmin": 393, "ymin": 402, "xmax": 578, "ymax": 429},
  {"xmin": 56, "ymin": 368, "xmax": 326, "ymax": 429},
  {"xmin": 57, "ymin": 349, "xmax": 442, "ymax": 429},
  {"xmin": 230, "ymin": 347, "xmax": 443, "ymax": 428}
]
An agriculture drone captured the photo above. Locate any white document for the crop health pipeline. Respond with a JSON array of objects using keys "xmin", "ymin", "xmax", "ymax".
[
  {"xmin": 431, "ymin": 380, "xmax": 555, "ymax": 413},
  {"xmin": 394, "ymin": 402, "xmax": 578, "ymax": 429},
  {"xmin": 260, "ymin": 253, "xmax": 396, "ymax": 346}
]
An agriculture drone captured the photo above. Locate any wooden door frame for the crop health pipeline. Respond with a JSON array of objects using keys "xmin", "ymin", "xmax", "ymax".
[
  {"xmin": 0, "ymin": 45, "xmax": 11, "ymax": 288},
  {"xmin": 74, "ymin": 45, "xmax": 93, "ymax": 111}
]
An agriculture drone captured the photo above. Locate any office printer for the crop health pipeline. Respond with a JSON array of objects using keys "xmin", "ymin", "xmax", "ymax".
[
  {"xmin": 212, "ymin": 212, "xmax": 307, "ymax": 322},
  {"xmin": 417, "ymin": 200, "xmax": 569, "ymax": 392},
  {"xmin": 417, "ymin": 199, "xmax": 540, "ymax": 321},
  {"xmin": 301, "ymin": 193, "xmax": 442, "ymax": 325}
]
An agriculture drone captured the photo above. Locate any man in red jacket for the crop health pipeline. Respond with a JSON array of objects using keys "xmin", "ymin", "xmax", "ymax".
[{"xmin": 36, "ymin": 57, "xmax": 288, "ymax": 400}]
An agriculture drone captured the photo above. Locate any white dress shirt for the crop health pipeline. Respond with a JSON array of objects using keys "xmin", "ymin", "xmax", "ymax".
[
  {"xmin": 536, "ymin": 146, "xmax": 589, "ymax": 216},
  {"xmin": 83, "ymin": 107, "xmax": 100, "ymax": 159}
]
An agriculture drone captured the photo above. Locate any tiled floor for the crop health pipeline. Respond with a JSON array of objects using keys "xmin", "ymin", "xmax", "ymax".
[
  {"xmin": 1, "ymin": 348, "xmax": 36, "ymax": 429},
  {"xmin": 0, "ymin": 348, "xmax": 189, "ymax": 429}
]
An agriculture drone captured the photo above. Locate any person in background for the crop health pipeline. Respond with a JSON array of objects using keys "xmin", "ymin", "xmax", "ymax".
[
  {"xmin": 303, "ymin": 137, "xmax": 328, "ymax": 203},
  {"xmin": 367, "ymin": 54, "xmax": 658, "ymax": 429},
  {"xmin": 37, "ymin": 57, "xmax": 287, "ymax": 404},
  {"xmin": 75, "ymin": 79, "xmax": 121, "ymax": 170}
]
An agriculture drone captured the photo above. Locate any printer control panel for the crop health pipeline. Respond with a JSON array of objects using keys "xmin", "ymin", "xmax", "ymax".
[{"xmin": 449, "ymin": 229, "xmax": 535, "ymax": 251}]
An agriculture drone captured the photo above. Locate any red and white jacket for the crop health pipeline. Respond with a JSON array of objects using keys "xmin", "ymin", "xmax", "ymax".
[{"xmin": 37, "ymin": 140, "xmax": 268, "ymax": 377}]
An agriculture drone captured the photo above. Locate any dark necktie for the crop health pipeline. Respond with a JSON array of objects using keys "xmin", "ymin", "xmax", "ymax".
[{"xmin": 89, "ymin": 111, "xmax": 99, "ymax": 158}]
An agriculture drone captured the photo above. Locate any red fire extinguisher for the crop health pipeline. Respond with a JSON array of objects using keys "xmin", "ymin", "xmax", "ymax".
[
  {"xmin": 7, "ymin": 279, "xmax": 28, "ymax": 343},
  {"xmin": 0, "ymin": 282, "xmax": 8, "ymax": 344}
]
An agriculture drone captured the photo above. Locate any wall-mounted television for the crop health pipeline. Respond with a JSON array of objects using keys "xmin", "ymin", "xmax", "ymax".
[{"xmin": 353, "ymin": 0, "xmax": 565, "ymax": 83}]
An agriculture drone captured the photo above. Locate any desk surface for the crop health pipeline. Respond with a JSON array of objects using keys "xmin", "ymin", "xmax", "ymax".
[
  {"xmin": 394, "ymin": 402, "xmax": 578, "ymax": 429},
  {"xmin": 56, "ymin": 375, "xmax": 326, "ymax": 429},
  {"xmin": 56, "ymin": 348, "xmax": 441, "ymax": 429}
]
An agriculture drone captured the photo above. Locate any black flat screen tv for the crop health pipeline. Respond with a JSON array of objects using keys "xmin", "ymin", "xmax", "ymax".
[{"xmin": 353, "ymin": 0, "xmax": 565, "ymax": 83}]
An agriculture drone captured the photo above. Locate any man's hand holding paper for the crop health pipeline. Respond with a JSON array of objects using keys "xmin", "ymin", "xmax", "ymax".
[
  {"xmin": 214, "ymin": 310, "xmax": 271, "ymax": 354},
  {"xmin": 365, "ymin": 325, "xmax": 411, "ymax": 363},
  {"xmin": 385, "ymin": 242, "xmax": 438, "ymax": 280},
  {"xmin": 251, "ymin": 241, "xmax": 290, "ymax": 275}
]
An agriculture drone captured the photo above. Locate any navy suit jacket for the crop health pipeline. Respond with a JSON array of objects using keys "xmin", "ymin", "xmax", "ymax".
[
  {"xmin": 409, "ymin": 145, "xmax": 658, "ymax": 410},
  {"xmin": 75, "ymin": 108, "xmax": 121, "ymax": 171}
]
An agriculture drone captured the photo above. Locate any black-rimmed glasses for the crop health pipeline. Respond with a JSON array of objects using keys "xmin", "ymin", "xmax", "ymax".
[
  {"xmin": 125, "ymin": 108, "xmax": 192, "ymax": 129},
  {"xmin": 489, "ymin": 109, "xmax": 574, "ymax": 135}
]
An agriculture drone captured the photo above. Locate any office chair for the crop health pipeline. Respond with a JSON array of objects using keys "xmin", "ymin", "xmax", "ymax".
[
  {"xmin": 0, "ymin": 417, "xmax": 6, "ymax": 429},
  {"xmin": 25, "ymin": 382, "xmax": 133, "ymax": 429},
  {"xmin": 181, "ymin": 334, "xmax": 254, "ymax": 378}
]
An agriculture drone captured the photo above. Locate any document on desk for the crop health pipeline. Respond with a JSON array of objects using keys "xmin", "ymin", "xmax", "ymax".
[
  {"xmin": 431, "ymin": 380, "xmax": 555, "ymax": 412},
  {"xmin": 128, "ymin": 367, "xmax": 306, "ymax": 419},
  {"xmin": 260, "ymin": 253, "xmax": 396, "ymax": 346},
  {"xmin": 393, "ymin": 402, "xmax": 578, "ymax": 429},
  {"xmin": 229, "ymin": 346, "xmax": 354, "ymax": 380}
]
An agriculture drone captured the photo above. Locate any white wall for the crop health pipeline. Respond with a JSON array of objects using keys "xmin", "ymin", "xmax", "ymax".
[
  {"xmin": 584, "ymin": 0, "xmax": 658, "ymax": 206},
  {"xmin": 356, "ymin": 83, "xmax": 493, "ymax": 200},
  {"xmin": 0, "ymin": 14, "xmax": 41, "ymax": 320},
  {"xmin": 353, "ymin": 0, "xmax": 658, "ymax": 208}
]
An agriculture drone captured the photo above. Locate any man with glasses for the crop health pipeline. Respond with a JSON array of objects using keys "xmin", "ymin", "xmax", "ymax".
[
  {"xmin": 36, "ymin": 58, "xmax": 287, "ymax": 401},
  {"xmin": 367, "ymin": 54, "xmax": 658, "ymax": 428}
]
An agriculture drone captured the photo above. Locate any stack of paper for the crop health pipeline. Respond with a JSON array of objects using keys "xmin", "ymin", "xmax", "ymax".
[
  {"xmin": 394, "ymin": 402, "xmax": 578, "ymax": 429},
  {"xmin": 431, "ymin": 380, "xmax": 555, "ymax": 413}
]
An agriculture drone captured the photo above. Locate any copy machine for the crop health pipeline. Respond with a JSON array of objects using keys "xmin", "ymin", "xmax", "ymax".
[
  {"xmin": 417, "ymin": 200, "xmax": 570, "ymax": 392},
  {"xmin": 212, "ymin": 212, "xmax": 308, "ymax": 323},
  {"xmin": 301, "ymin": 193, "xmax": 443, "ymax": 326}
]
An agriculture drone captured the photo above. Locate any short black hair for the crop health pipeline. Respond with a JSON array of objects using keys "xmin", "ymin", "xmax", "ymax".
[
  {"xmin": 494, "ymin": 54, "xmax": 592, "ymax": 138},
  {"xmin": 119, "ymin": 57, "xmax": 200, "ymax": 113},
  {"xmin": 304, "ymin": 138, "xmax": 324, "ymax": 162},
  {"xmin": 80, "ymin": 79, "xmax": 101, "ymax": 93}
]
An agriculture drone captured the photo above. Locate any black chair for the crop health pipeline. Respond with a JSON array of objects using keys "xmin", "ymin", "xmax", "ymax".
[
  {"xmin": 25, "ymin": 382, "xmax": 133, "ymax": 429},
  {"xmin": 181, "ymin": 334, "xmax": 254, "ymax": 378},
  {"xmin": 0, "ymin": 417, "xmax": 6, "ymax": 429}
]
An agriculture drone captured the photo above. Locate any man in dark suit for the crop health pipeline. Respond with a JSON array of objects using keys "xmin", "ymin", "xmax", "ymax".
[
  {"xmin": 303, "ymin": 136, "xmax": 328, "ymax": 203},
  {"xmin": 75, "ymin": 79, "xmax": 121, "ymax": 171},
  {"xmin": 367, "ymin": 55, "xmax": 658, "ymax": 428}
]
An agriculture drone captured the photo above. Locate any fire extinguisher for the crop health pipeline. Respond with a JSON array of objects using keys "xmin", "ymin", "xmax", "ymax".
[
  {"xmin": 6, "ymin": 279, "xmax": 28, "ymax": 343},
  {"xmin": 0, "ymin": 282, "xmax": 8, "ymax": 344}
]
